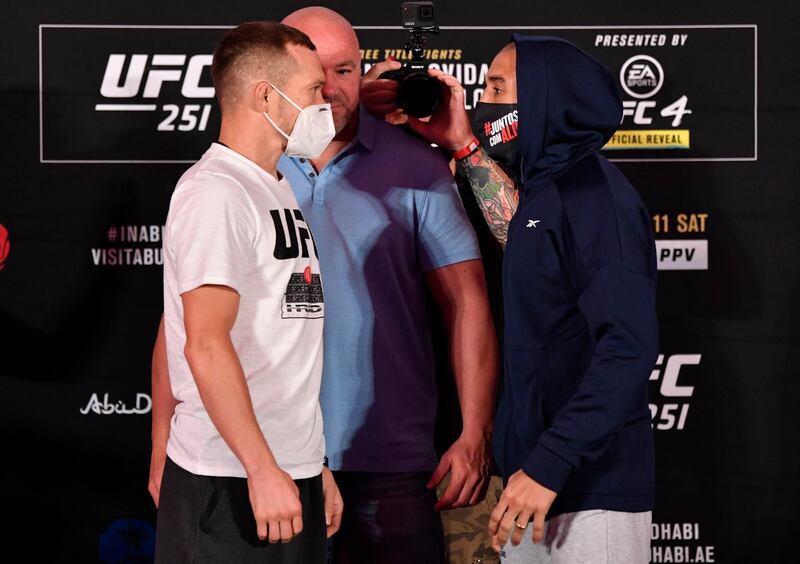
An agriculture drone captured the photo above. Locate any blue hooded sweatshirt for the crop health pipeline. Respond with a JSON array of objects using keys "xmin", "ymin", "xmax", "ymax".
[{"xmin": 493, "ymin": 35, "xmax": 659, "ymax": 517}]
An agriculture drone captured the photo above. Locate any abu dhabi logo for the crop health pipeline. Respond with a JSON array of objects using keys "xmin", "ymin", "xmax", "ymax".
[
  {"xmin": 0, "ymin": 224, "xmax": 9, "ymax": 270},
  {"xmin": 80, "ymin": 393, "xmax": 152, "ymax": 415},
  {"xmin": 620, "ymin": 54, "xmax": 664, "ymax": 99},
  {"xmin": 99, "ymin": 519, "xmax": 155, "ymax": 564}
]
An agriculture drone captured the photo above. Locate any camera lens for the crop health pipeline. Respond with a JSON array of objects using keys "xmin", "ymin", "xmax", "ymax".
[{"xmin": 398, "ymin": 71, "xmax": 441, "ymax": 118}]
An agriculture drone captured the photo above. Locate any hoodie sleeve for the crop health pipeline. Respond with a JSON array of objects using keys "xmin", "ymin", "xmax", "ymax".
[{"xmin": 521, "ymin": 166, "xmax": 659, "ymax": 493}]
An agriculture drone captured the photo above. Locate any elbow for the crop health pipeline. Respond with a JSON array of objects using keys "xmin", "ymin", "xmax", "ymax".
[{"xmin": 183, "ymin": 336, "xmax": 227, "ymax": 372}]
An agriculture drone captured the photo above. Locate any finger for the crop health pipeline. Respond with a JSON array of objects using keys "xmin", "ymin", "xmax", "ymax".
[
  {"xmin": 367, "ymin": 103, "xmax": 401, "ymax": 116},
  {"xmin": 361, "ymin": 81, "xmax": 401, "ymax": 119},
  {"xmin": 279, "ymin": 520, "xmax": 293, "ymax": 544},
  {"xmin": 433, "ymin": 478, "xmax": 462, "ymax": 511},
  {"xmin": 261, "ymin": 519, "xmax": 274, "ymax": 543},
  {"xmin": 362, "ymin": 89, "xmax": 401, "ymax": 105},
  {"xmin": 434, "ymin": 469, "xmax": 466, "ymax": 511},
  {"xmin": 427, "ymin": 68, "xmax": 465, "ymax": 90},
  {"xmin": 510, "ymin": 511, "xmax": 532, "ymax": 546},
  {"xmin": 496, "ymin": 508, "xmax": 520, "ymax": 548},
  {"xmin": 427, "ymin": 68, "xmax": 461, "ymax": 86},
  {"xmin": 491, "ymin": 532, "xmax": 502, "ymax": 553},
  {"xmin": 327, "ymin": 502, "xmax": 343, "ymax": 538},
  {"xmin": 488, "ymin": 498, "xmax": 509, "ymax": 535},
  {"xmin": 323, "ymin": 488, "xmax": 335, "ymax": 528},
  {"xmin": 362, "ymin": 80, "xmax": 400, "ymax": 94},
  {"xmin": 427, "ymin": 455, "xmax": 451, "ymax": 489},
  {"xmin": 361, "ymin": 98, "xmax": 401, "ymax": 115},
  {"xmin": 467, "ymin": 475, "xmax": 490, "ymax": 507},
  {"xmin": 532, "ymin": 511, "xmax": 546, "ymax": 545},
  {"xmin": 363, "ymin": 59, "xmax": 403, "ymax": 82},
  {"xmin": 148, "ymin": 483, "xmax": 159, "ymax": 508},
  {"xmin": 292, "ymin": 513, "xmax": 304, "ymax": 537},
  {"xmin": 427, "ymin": 70, "xmax": 466, "ymax": 107},
  {"xmin": 450, "ymin": 474, "xmax": 479, "ymax": 509},
  {"xmin": 385, "ymin": 108, "xmax": 409, "ymax": 126},
  {"xmin": 406, "ymin": 115, "xmax": 430, "ymax": 137}
]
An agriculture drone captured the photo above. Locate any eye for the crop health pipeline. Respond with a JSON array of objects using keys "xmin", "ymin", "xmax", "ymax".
[{"xmin": 337, "ymin": 69, "xmax": 352, "ymax": 77}]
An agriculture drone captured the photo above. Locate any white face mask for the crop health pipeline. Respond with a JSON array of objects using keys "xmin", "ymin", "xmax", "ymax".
[{"xmin": 263, "ymin": 83, "xmax": 336, "ymax": 159}]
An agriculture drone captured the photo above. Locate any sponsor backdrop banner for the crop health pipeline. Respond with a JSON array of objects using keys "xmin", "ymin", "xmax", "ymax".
[{"xmin": 1, "ymin": 1, "xmax": 797, "ymax": 562}]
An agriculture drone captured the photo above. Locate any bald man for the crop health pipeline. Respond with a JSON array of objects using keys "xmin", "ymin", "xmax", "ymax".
[
  {"xmin": 151, "ymin": 22, "xmax": 342, "ymax": 564},
  {"xmin": 278, "ymin": 7, "xmax": 499, "ymax": 564}
]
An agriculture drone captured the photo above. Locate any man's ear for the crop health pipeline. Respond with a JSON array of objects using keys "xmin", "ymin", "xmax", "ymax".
[{"xmin": 252, "ymin": 80, "xmax": 271, "ymax": 113}]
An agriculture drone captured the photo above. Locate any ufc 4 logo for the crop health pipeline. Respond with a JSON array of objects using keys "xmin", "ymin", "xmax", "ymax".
[{"xmin": 100, "ymin": 54, "xmax": 214, "ymax": 99}]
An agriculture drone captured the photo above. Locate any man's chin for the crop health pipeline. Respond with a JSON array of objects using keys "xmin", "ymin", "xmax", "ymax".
[{"xmin": 333, "ymin": 111, "xmax": 357, "ymax": 135}]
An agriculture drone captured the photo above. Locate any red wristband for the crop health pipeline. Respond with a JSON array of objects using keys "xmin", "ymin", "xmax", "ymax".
[{"xmin": 452, "ymin": 137, "xmax": 481, "ymax": 161}]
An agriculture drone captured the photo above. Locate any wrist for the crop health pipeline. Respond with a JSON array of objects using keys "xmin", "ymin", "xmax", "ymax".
[
  {"xmin": 451, "ymin": 136, "xmax": 481, "ymax": 160},
  {"xmin": 460, "ymin": 423, "xmax": 492, "ymax": 443},
  {"xmin": 244, "ymin": 451, "xmax": 280, "ymax": 479}
]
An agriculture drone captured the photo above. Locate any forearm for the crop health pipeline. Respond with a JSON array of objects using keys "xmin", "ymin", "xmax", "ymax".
[
  {"xmin": 444, "ymin": 288, "xmax": 499, "ymax": 438},
  {"xmin": 151, "ymin": 316, "xmax": 177, "ymax": 455},
  {"xmin": 451, "ymin": 307, "xmax": 499, "ymax": 438},
  {"xmin": 185, "ymin": 339, "xmax": 277, "ymax": 476},
  {"xmin": 456, "ymin": 147, "xmax": 519, "ymax": 247}
]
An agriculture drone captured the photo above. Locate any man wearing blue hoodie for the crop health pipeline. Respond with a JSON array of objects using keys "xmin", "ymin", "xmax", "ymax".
[{"xmin": 366, "ymin": 35, "xmax": 658, "ymax": 563}]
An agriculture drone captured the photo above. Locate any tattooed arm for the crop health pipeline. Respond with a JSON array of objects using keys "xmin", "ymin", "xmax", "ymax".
[
  {"xmin": 456, "ymin": 148, "xmax": 519, "ymax": 247},
  {"xmin": 393, "ymin": 67, "xmax": 520, "ymax": 248}
]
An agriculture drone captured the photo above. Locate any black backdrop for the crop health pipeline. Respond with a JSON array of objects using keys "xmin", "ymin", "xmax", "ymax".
[{"xmin": 2, "ymin": 1, "xmax": 798, "ymax": 562}]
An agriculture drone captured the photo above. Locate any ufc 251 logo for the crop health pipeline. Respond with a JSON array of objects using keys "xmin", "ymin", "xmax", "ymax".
[
  {"xmin": 649, "ymin": 354, "xmax": 701, "ymax": 431},
  {"xmin": 98, "ymin": 54, "xmax": 215, "ymax": 132},
  {"xmin": 40, "ymin": 25, "xmax": 230, "ymax": 161}
]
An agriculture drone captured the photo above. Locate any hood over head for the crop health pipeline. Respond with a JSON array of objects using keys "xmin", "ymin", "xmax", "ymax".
[{"xmin": 512, "ymin": 34, "xmax": 622, "ymax": 195}]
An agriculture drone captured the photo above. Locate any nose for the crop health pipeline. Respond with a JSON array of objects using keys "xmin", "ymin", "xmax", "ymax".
[{"xmin": 321, "ymin": 70, "xmax": 338, "ymax": 103}]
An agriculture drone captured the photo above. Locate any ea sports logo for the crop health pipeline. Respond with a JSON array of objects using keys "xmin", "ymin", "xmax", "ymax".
[{"xmin": 620, "ymin": 55, "xmax": 664, "ymax": 99}]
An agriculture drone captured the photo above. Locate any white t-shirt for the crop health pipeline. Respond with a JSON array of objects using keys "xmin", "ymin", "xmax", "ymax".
[{"xmin": 163, "ymin": 143, "xmax": 325, "ymax": 479}]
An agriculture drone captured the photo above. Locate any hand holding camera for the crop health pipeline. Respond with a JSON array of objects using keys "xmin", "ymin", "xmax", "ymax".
[
  {"xmin": 361, "ymin": 59, "xmax": 404, "ymax": 119},
  {"xmin": 406, "ymin": 68, "xmax": 474, "ymax": 152}
]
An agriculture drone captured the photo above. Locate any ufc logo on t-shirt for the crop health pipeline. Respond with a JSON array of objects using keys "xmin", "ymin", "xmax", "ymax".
[{"xmin": 270, "ymin": 208, "xmax": 318, "ymax": 260}]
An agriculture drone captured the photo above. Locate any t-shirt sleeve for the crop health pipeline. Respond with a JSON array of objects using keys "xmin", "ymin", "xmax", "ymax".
[
  {"xmin": 416, "ymin": 158, "xmax": 481, "ymax": 272},
  {"xmin": 167, "ymin": 173, "xmax": 257, "ymax": 295}
]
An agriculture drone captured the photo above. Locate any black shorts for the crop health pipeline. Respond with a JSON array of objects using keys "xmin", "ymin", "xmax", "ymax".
[{"xmin": 155, "ymin": 457, "xmax": 326, "ymax": 564}]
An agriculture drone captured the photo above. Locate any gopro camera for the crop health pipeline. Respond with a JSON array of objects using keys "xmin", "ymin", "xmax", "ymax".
[{"xmin": 379, "ymin": 2, "xmax": 441, "ymax": 118}]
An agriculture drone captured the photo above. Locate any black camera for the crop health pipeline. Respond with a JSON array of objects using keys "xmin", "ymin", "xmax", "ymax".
[{"xmin": 379, "ymin": 2, "xmax": 441, "ymax": 118}]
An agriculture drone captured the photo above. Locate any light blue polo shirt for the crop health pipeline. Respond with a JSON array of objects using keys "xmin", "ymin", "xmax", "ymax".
[{"xmin": 278, "ymin": 109, "xmax": 480, "ymax": 472}]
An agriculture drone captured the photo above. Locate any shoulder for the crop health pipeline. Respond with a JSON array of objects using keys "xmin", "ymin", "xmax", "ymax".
[
  {"xmin": 171, "ymin": 159, "xmax": 252, "ymax": 216},
  {"xmin": 557, "ymin": 153, "xmax": 646, "ymax": 223},
  {"xmin": 371, "ymin": 119, "xmax": 452, "ymax": 176},
  {"xmin": 556, "ymin": 153, "xmax": 653, "ymax": 272}
]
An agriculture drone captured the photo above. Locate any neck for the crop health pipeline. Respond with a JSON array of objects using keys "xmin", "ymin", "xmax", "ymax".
[
  {"xmin": 311, "ymin": 112, "xmax": 359, "ymax": 172},
  {"xmin": 218, "ymin": 112, "xmax": 284, "ymax": 178}
]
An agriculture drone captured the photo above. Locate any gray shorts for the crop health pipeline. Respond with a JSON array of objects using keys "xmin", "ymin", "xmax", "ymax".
[{"xmin": 501, "ymin": 509, "xmax": 652, "ymax": 564}]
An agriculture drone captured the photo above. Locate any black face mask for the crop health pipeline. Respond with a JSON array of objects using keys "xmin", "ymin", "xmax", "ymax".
[{"xmin": 472, "ymin": 102, "xmax": 520, "ymax": 181}]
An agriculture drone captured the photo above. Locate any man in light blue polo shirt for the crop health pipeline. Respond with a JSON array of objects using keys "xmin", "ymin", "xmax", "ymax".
[{"xmin": 281, "ymin": 8, "xmax": 499, "ymax": 564}]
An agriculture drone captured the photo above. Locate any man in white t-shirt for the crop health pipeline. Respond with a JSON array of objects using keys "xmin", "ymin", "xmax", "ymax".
[{"xmin": 151, "ymin": 21, "xmax": 342, "ymax": 564}]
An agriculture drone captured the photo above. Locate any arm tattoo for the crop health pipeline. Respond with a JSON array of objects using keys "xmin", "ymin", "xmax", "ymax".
[{"xmin": 457, "ymin": 147, "xmax": 519, "ymax": 247}]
